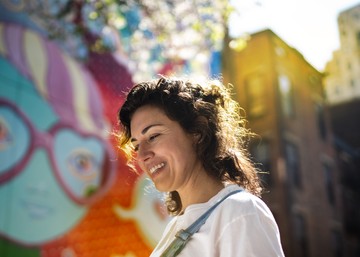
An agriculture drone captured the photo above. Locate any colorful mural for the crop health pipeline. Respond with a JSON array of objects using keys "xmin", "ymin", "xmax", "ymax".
[{"xmin": 0, "ymin": 3, "xmax": 170, "ymax": 257}]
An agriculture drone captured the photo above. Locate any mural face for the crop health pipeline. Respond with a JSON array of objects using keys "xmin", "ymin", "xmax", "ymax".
[
  {"xmin": 0, "ymin": 4, "xmax": 173, "ymax": 255},
  {"xmin": 0, "ymin": 23, "xmax": 115, "ymax": 246},
  {"xmin": 0, "ymin": 58, "xmax": 85, "ymax": 244}
]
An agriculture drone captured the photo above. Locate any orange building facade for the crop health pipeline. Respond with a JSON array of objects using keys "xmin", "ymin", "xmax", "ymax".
[{"xmin": 223, "ymin": 29, "xmax": 344, "ymax": 257}]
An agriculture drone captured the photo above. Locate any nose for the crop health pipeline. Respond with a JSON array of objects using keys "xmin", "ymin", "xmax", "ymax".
[{"xmin": 136, "ymin": 142, "xmax": 153, "ymax": 162}]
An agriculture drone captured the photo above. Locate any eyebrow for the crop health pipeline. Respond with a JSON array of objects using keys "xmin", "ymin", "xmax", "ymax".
[{"xmin": 130, "ymin": 124, "xmax": 162, "ymax": 143}]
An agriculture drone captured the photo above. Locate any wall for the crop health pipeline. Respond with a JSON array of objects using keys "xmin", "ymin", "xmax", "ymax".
[{"xmin": 0, "ymin": 2, "xmax": 169, "ymax": 257}]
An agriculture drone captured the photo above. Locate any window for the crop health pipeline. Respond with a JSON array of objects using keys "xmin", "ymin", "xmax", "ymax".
[
  {"xmin": 331, "ymin": 230, "xmax": 343, "ymax": 257},
  {"xmin": 245, "ymin": 74, "xmax": 267, "ymax": 118},
  {"xmin": 335, "ymin": 85, "xmax": 340, "ymax": 95},
  {"xmin": 341, "ymin": 29, "xmax": 346, "ymax": 38},
  {"xmin": 350, "ymin": 79, "xmax": 355, "ymax": 88},
  {"xmin": 285, "ymin": 142, "xmax": 302, "ymax": 189},
  {"xmin": 278, "ymin": 75, "xmax": 295, "ymax": 118},
  {"xmin": 348, "ymin": 62, "xmax": 352, "ymax": 71},
  {"xmin": 315, "ymin": 103, "xmax": 327, "ymax": 140},
  {"xmin": 275, "ymin": 46, "xmax": 286, "ymax": 57},
  {"xmin": 250, "ymin": 140, "xmax": 272, "ymax": 187},
  {"xmin": 293, "ymin": 214, "xmax": 309, "ymax": 257},
  {"xmin": 323, "ymin": 163, "xmax": 335, "ymax": 205}
]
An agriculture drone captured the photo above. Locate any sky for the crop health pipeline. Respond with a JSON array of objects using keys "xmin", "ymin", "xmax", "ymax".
[{"xmin": 229, "ymin": 0, "xmax": 360, "ymax": 71}]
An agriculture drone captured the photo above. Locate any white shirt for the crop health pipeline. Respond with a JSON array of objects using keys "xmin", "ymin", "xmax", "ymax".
[{"xmin": 150, "ymin": 184, "xmax": 285, "ymax": 257}]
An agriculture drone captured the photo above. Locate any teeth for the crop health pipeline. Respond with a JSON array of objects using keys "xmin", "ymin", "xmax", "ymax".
[{"xmin": 149, "ymin": 163, "xmax": 165, "ymax": 174}]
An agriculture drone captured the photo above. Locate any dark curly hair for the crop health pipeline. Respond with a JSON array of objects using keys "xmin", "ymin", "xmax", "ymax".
[{"xmin": 117, "ymin": 76, "xmax": 262, "ymax": 215}]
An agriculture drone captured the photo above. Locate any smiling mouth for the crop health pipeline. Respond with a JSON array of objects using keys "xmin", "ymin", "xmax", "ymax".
[{"xmin": 149, "ymin": 163, "xmax": 165, "ymax": 174}]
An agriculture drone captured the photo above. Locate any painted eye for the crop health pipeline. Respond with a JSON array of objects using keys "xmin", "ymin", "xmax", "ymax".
[
  {"xmin": 67, "ymin": 149, "xmax": 98, "ymax": 180},
  {"xmin": 54, "ymin": 129, "xmax": 107, "ymax": 200},
  {"xmin": 0, "ymin": 117, "xmax": 12, "ymax": 150},
  {"xmin": 0, "ymin": 105, "xmax": 31, "ymax": 174}
]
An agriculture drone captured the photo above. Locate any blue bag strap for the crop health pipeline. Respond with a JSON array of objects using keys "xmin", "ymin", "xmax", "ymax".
[
  {"xmin": 179, "ymin": 189, "xmax": 242, "ymax": 239},
  {"xmin": 160, "ymin": 189, "xmax": 242, "ymax": 257}
]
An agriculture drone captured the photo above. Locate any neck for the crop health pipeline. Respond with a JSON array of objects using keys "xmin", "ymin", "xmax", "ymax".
[{"xmin": 177, "ymin": 173, "xmax": 224, "ymax": 213}]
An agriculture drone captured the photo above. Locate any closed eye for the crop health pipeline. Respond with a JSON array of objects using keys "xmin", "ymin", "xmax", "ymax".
[
  {"xmin": 148, "ymin": 133, "xmax": 160, "ymax": 142},
  {"xmin": 132, "ymin": 133, "xmax": 161, "ymax": 153}
]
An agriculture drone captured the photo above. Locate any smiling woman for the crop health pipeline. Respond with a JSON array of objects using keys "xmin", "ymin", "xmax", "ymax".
[
  {"xmin": 117, "ymin": 76, "xmax": 285, "ymax": 257},
  {"xmin": 130, "ymin": 104, "xmax": 203, "ymax": 195}
]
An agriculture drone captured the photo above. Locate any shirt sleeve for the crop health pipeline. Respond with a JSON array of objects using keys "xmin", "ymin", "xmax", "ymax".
[{"xmin": 215, "ymin": 198, "xmax": 285, "ymax": 257}]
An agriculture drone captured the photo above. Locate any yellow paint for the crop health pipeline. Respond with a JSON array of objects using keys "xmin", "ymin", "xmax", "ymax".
[
  {"xmin": 0, "ymin": 23, "xmax": 6, "ymax": 56},
  {"xmin": 62, "ymin": 54, "xmax": 96, "ymax": 132},
  {"xmin": 23, "ymin": 30, "xmax": 48, "ymax": 98}
]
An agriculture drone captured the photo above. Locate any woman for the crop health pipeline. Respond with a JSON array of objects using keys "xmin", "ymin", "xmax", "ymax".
[{"xmin": 118, "ymin": 76, "xmax": 284, "ymax": 256}]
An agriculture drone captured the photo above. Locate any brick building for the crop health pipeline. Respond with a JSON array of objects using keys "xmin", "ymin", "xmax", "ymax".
[{"xmin": 222, "ymin": 29, "xmax": 344, "ymax": 257}]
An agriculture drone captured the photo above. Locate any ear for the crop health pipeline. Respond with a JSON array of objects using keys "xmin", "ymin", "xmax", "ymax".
[
  {"xmin": 192, "ymin": 133, "xmax": 203, "ymax": 145},
  {"xmin": 192, "ymin": 115, "xmax": 208, "ymax": 144}
]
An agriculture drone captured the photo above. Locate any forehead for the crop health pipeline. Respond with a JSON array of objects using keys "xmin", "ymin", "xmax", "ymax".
[{"xmin": 130, "ymin": 105, "xmax": 169, "ymax": 133}]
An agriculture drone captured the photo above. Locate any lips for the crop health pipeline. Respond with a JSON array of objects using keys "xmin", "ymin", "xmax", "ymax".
[{"xmin": 149, "ymin": 162, "xmax": 165, "ymax": 174}]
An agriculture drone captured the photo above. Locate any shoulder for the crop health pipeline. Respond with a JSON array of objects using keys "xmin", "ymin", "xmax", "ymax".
[{"xmin": 213, "ymin": 185, "xmax": 275, "ymax": 222}]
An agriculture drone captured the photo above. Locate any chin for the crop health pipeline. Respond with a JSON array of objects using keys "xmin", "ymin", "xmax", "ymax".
[{"xmin": 154, "ymin": 183, "xmax": 170, "ymax": 193}]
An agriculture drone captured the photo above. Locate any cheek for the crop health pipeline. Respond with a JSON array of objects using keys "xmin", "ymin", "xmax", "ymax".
[{"xmin": 173, "ymin": 141, "xmax": 198, "ymax": 164}]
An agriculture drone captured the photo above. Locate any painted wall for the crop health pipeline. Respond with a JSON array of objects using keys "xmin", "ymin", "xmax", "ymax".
[{"xmin": 0, "ymin": 2, "xmax": 169, "ymax": 257}]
